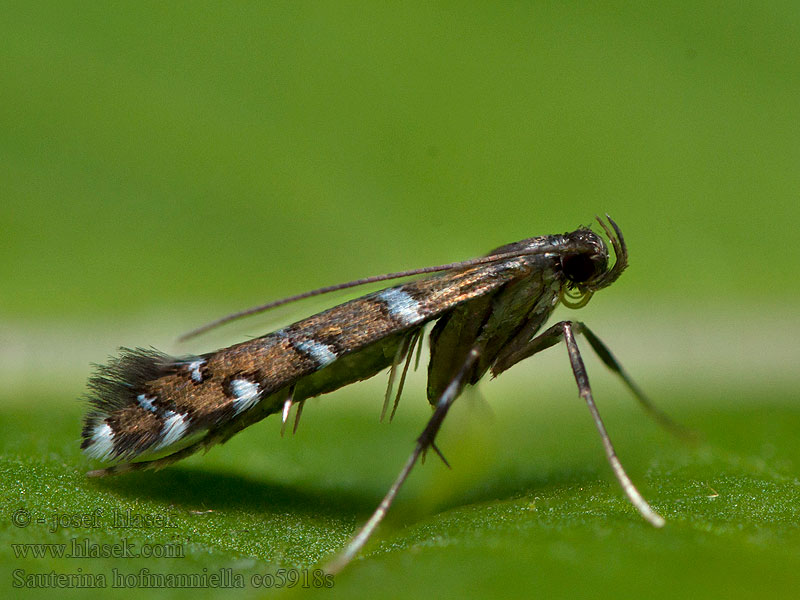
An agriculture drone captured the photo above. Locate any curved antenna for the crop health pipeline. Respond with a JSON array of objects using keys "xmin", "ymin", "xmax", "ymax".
[
  {"xmin": 178, "ymin": 246, "xmax": 556, "ymax": 341},
  {"xmin": 591, "ymin": 215, "xmax": 628, "ymax": 291}
]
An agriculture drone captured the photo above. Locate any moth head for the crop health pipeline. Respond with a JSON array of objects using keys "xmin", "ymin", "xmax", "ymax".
[{"xmin": 560, "ymin": 216, "xmax": 627, "ymax": 307}]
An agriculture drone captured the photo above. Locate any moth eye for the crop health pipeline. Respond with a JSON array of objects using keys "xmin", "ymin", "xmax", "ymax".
[{"xmin": 561, "ymin": 252, "xmax": 601, "ymax": 283}]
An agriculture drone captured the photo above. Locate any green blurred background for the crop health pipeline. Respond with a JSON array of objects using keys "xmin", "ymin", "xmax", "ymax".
[{"xmin": 2, "ymin": 3, "xmax": 799, "ymax": 599}]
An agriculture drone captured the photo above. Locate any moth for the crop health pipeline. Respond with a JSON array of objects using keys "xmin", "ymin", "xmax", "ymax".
[{"xmin": 82, "ymin": 216, "xmax": 676, "ymax": 573}]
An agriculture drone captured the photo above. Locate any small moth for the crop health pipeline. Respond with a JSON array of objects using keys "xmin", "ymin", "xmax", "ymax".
[{"xmin": 82, "ymin": 216, "xmax": 677, "ymax": 573}]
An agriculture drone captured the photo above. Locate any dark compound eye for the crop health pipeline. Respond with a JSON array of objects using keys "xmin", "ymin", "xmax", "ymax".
[{"xmin": 561, "ymin": 252, "xmax": 601, "ymax": 283}]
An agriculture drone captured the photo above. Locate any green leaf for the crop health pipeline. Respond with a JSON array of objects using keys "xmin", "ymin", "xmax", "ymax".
[{"xmin": 3, "ymin": 388, "xmax": 799, "ymax": 599}]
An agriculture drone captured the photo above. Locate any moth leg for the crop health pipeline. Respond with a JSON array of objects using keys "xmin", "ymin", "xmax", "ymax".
[
  {"xmin": 292, "ymin": 400, "xmax": 305, "ymax": 435},
  {"xmin": 325, "ymin": 346, "xmax": 481, "ymax": 574},
  {"xmin": 381, "ymin": 332, "xmax": 416, "ymax": 422},
  {"xmin": 574, "ymin": 322, "xmax": 696, "ymax": 441},
  {"xmin": 413, "ymin": 325, "xmax": 425, "ymax": 370},
  {"xmin": 561, "ymin": 322, "xmax": 665, "ymax": 527},
  {"xmin": 279, "ymin": 385, "xmax": 306, "ymax": 436},
  {"xmin": 280, "ymin": 385, "xmax": 296, "ymax": 437},
  {"xmin": 493, "ymin": 321, "xmax": 664, "ymax": 528},
  {"xmin": 390, "ymin": 329, "xmax": 421, "ymax": 422}
]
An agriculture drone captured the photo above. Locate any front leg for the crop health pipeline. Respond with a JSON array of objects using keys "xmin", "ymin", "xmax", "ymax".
[{"xmin": 492, "ymin": 320, "xmax": 665, "ymax": 528}]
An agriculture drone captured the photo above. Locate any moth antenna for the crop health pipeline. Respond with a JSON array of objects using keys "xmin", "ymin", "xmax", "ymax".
[{"xmin": 178, "ymin": 248, "xmax": 555, "ymax": 341}]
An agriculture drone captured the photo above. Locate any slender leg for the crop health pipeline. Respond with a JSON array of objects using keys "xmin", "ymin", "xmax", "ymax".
[
  {"xmin": 381, "ymin": 332, "xmax": 416, "ymax": 422},
  {"xmin": 324, "ymin": 346, "xmax": 481, "ymax": 574},
  {"xmin": 574, "ymin": 322, "xmax": 696, "ymax": 441},
  {"xmin": 280, "ymin": 385, "xmax": 296, "ymax": 437},
  {"xmin": 561, "ymin": 322, "xmax": 665, "ymax": 528},
  {"xmin": 390, "ymin": 330, "xmax": 421, "ymax": 422},
  {"xmin": 413, "ymin": 326, "xmax": 425, "ymax": 370},
  {"xmin": 493, "ymin": 321, "xmax": 664, "ymax": 526},
  {"xmin": 292, "ymin": 400, "xmax": 305, "ymax": 435},
  {"xmin": 381, "ymin": 337, "xmax": 409, "ymax": 421}
]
